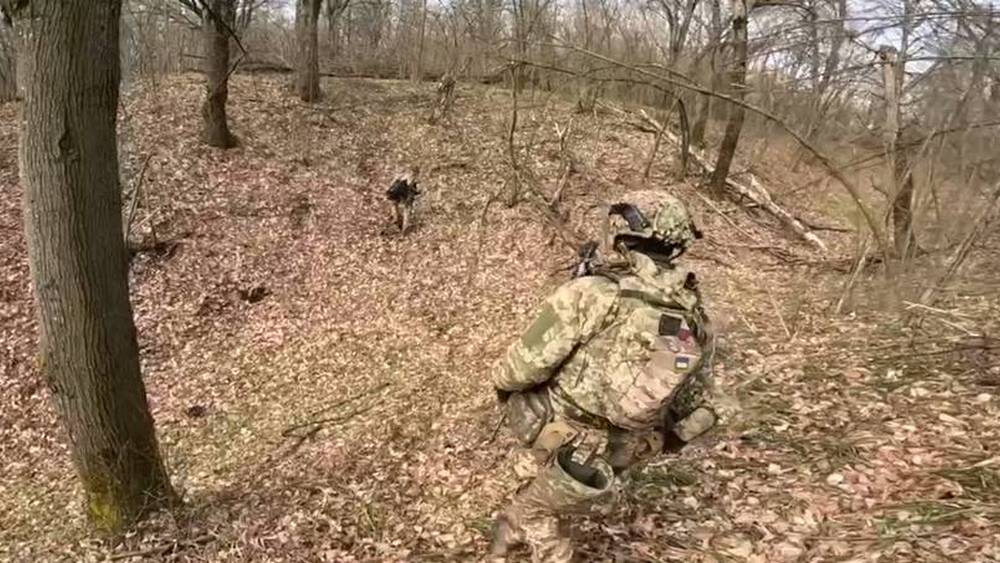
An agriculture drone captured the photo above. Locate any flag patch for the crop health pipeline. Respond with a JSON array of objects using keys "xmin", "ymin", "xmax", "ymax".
[{"xmin": 675, "ymin": 356, "xmax": 691, "ymax": 370}]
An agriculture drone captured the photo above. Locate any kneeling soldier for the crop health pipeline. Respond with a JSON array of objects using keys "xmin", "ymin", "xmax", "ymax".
[{"xmin": 490, "ymin": 194, "xmax": 719, "ymax": 562}]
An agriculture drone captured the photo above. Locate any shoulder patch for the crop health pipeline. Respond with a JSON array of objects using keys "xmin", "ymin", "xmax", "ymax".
[{"xmin": 520, "ymin": 304, "xmax": 559, "ymax": 348}]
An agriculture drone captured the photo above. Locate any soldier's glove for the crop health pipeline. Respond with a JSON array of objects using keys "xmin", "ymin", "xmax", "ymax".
[
  {"xmin": 660, "ymin": 406, "xmax": 718, "ymax": 453},
  {"xmin": 661, "ymin": 430, "xmax": 687, "ymax": 454},
  {"xmin": 495, "ymin": 388, "xmax": 512, "ymax": 403}
]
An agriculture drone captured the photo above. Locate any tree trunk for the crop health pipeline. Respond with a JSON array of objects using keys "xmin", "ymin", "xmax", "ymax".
[
  {"xmin": 296, "ymin": 0, "xmax": 322, "ymax": 102},
  {"xmin": 202, "ymin": 0, "xmax": 238, "ymax": 148},
  {"xmin": 9, "ymin": 0, "xmax": 175, "ymax": 533},
  {"xmin": 891, "ymin": 155, "xmax": 916, "ymax": 258},
  {"xmin": 414, "ymin": 0, "xmax": 428, "ymax": 81},
  {"xmin": 326, "ymin": 0, "xmax": 350, "ymax": 62},
  {"xmin": 709, "ymin": 0, "xmax": 750, "ymax": 192},
  {"xmin": 690, "ymin": 0, "xmax": 724, "ymax": 147},
  {"xmin": 880, "ymin": 46, "xmax": 916, "ymax": 259},
  {"xmin": 0, "ymin": 23, "xmax": 15, "ymax": 101}
]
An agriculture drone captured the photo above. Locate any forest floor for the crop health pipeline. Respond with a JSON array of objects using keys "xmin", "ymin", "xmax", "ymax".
[{"xmin": 1, "ymin": 74, "xmax": 998, "ymax": 563}]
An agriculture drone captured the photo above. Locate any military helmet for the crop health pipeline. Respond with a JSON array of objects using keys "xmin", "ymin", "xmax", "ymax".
[{"xmin": 606, "ymin": 194, "xmax": 701, "ymax": 260}]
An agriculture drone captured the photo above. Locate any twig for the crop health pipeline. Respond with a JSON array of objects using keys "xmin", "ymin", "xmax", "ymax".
[
  {"xmin": 767, "ymin": 287, "xmax": 792, "ymax": 339},
  {"xmin": 108, "ymin": 535, "xmax": 213, "ymax": 561},
  {"xmin": 124, "ymin": 154, "xmax": 154, "ymax": 245},
  {"xmin": 547, "ymin": 117, "xmax": 574, "ymax": 208},
  {"xmin": 624, "ymin": 105, "xmax": 827, "ymax": 252},
  {"xmin": 917, "ymin": 180, "xmax": 1000, "ymax": 308},
  {"xmin": 515, "ymin": 47, "xmax": 886, "ymax": 254},
  {"xmin": 834, "ymin": 236, "xmax": 873, "ymax": 315},
  {"xmin": 902, "ymin": 301, "xmax": 973, "ymax": 319},
  {"xmin": 693, "ymin": 191, "xmax": 756, "ymax": 242},
  {"xmin": 485, "ymin": 409, "xmax": 508, "ymax": 445},
  {"xmin": 281, "ymin": 381, "xmax": 391, "ymax": 439}
]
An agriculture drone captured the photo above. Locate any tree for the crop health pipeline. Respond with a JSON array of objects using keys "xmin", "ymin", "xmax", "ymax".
[
  {"xmin": 296, "ymin": 0, "xmax": 323, "ymax": 101},
  {"xmin": 709, "ymin": 0, "xmax": 751, "ymax": 191},
  {"xmin": 203, "ymin": 0, "xmax": 239, "ymax": 148},
  {"xmin": 6, "ymin": 0, "xmax": 175, "ymax": 532},
  {"xmin": 325, "ymin": 0, "xmax": 351, "ymax": 59},
  {"xmin": 0, "ymin": 22, "xmax": 14, "ymax": 101}
]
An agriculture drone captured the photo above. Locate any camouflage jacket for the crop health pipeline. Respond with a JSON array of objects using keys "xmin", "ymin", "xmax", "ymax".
[{"xmin": 493, "ymin": 252, "xmax": 711, "ymax": 432}]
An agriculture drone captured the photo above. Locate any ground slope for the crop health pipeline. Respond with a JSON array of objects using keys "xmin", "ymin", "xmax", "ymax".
[{"xmin": 0, "ymin": 74, "xmax": 997, "ymax": 562}]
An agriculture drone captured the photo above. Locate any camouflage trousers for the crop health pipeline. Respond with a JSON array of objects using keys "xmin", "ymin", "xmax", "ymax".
[{"xmin": 489, "ymin": 419, "xmax": 662, "ymax": 563}]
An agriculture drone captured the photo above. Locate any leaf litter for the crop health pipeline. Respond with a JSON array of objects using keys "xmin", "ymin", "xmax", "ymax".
[{"xmin": 0, "ymin": 73, "xmax": 998, "ymax": 562}]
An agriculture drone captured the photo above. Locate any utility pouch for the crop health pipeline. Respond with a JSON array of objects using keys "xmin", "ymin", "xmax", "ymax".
[{"xmin": 507, "ymin": 389, "xmax": 554, "ymax": 446}]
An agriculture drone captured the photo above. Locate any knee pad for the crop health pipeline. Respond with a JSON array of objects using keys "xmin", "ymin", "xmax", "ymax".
[{"xmin": 525, "ymin": 446, "xmax": 614, "ymax": 513}]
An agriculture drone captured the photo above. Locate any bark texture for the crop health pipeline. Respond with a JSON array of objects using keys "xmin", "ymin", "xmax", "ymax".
[
  {"xmin": 202, "ymin": 0, "xmax": 238, "ymax": 148},
  {"xmin": 709, "ymin": 0, "xmax": 750, "ymax": 192},
  {"xmin": 880, "ymin": 46, "xmax": 916, "ymax": 258},
  {"xmin": 296, "ymin": 0, "xmax": 322, "ymax": 102},
  {"xmin": 0, "ymin": 23, "xmax": 15, "ymax": 101},
  {"xmin": 11, "ymin": 0, "xmax": 174, "ymax": 532}
]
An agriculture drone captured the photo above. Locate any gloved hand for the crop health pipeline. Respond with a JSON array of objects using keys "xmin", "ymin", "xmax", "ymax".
[
  {"xmin": 661, "ymin": 429, "xmax": 686, "ymax": 454},
  {"xmin": 495, "ymin": 388, "xmax": 512, "ymax": 403}
]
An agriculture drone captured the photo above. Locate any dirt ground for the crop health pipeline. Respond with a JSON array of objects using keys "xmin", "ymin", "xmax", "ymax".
[{"xmin": 1, "ymin": 74, "xmax": 998, "ymax": 562}]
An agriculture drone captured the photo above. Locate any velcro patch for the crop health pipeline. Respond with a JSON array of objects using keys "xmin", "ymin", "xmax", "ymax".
[
  {"xmin": 675, "ymin": 355, "xmax": 692, "ymax": 370},
  {"xmin": 659, "ymin": 313, "xmax": 683, "ymax": 336}
]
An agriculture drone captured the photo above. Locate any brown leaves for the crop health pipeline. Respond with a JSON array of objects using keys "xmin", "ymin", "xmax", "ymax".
[{"xmin": 2, "ymin": 74, "xmax": 1000, "ymax": 562}]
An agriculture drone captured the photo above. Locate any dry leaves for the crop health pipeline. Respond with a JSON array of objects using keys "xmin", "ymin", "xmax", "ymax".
[{"xmin": 0, "ymin": 74, "xmax": 998, "ymax": 562}]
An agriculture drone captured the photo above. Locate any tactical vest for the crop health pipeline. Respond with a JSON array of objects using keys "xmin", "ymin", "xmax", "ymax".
[{"xmin": 551, "ymin": 260, "xmax": 712, "ymax": 432}]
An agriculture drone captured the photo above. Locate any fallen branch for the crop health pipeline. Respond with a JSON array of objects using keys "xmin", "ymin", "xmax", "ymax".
[
  {"xmin": 693, "ymin": 191, "xmax": 757, "ymax": 242},
  {"xmin": 626, "ymin": 107, "xmax": 827, "ymax": 253},
  {"xmin": 123, "ymin": 154, "xmax": 154, "ymax": 245},
  {"xmin": 281, "ymin": 381, "xmax": 392, "ymax": 440},
  {"xmin": 514, "ymin": 48, "xmax": 886, "ymax": 253}
]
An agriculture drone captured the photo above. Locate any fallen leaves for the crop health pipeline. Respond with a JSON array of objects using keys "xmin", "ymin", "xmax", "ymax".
[{"xmin": 1, "ymin": 73, "xmax": 999, "ymax": 562}]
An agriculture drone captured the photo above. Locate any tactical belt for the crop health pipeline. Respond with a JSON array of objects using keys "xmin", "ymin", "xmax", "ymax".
[{"xmin": 550, "ymin": 388, "xmax": 618, "ymax": 432}]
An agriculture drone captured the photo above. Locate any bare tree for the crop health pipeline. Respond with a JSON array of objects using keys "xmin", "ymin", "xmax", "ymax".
[
  {"xmin": 5, "ymin": 0, "xmax": 175, "ymax": 532},
  {"xmin": 325, "ymin": 0, "xmax": 350, "ymax": 59},
  {"xmin": 296, "ymin": 0, "xmax": 323, "ymax": 101},
  {"xmin": 880, "ymin": 45, "xmax": 916, "ymax": 258},
  {"xmin": 203, "ymin": 0, "xmax": 239, "ymax": 148},
  {"xmin": 709, "ymin": 0, "xmax": 752, "ymax": 191}
]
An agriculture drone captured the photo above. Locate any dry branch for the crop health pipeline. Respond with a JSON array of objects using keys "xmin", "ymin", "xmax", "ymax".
[
  {"xmin": 626, "ymin": 107, "xmax": 828, "ymax": 252},
  {"xmin": 520, "ymin": 46, "xmax": 885, "ymax": 254},
  {"xmin": 123, "ymin": 154, "xmax": 154, "ymax": 245},
  {"xmin": 917, "ymin": 181, "xmax": 1000, "ymax": 308}
]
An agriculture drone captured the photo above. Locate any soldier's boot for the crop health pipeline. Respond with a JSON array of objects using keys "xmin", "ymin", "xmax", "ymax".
[
  {"xmin": 497, "ymin": 446, "xmax": 615, "ymax": 563},
  {"xmin": 393, "ymin": 203, "xmax": 404, "ymax": 231},
  {"xmin": 487, "ymin": 511, "xmax": 521, "ymax": 561},
  {"xmin": 400, "ymin": 204, "xmax": 412, "ymax": 234}
]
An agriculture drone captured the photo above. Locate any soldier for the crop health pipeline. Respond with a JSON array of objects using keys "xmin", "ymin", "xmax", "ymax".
[
  {"xmin": 489, "ymin": 194, "xmax": 718, "ymax": 562},
  {"xmin": 386, "ymin": 169, "xmax": 421, "ymax": 234}
]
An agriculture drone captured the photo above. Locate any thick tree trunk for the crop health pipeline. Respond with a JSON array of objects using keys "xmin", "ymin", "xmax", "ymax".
[
  {"xmin": 296, "ymin": 0, "xmax": 322, "ymax": 102},
  {"xmin": 202, "ymin": 0, "xmax": 238, "ymax": 148},
  {"xmin": 709, "ymin": 0, "xmax": 750, "ymax": 192},
  {"xmin": 10, "ymin": 0, "xmax": 174, "ymax": 532}
]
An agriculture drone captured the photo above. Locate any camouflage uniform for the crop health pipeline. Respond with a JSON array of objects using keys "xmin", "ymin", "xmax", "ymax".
[{"xmin": 489, "ymin": 195, "xmax": 717, "ymax": 563}]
